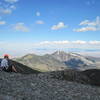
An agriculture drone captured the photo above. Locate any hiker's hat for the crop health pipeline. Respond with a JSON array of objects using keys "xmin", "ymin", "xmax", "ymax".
[{"xmin": 4, "ymin": 54, "xmax": 9, "ymax": 58}]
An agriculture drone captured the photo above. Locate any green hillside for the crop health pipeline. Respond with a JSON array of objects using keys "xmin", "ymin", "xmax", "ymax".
[{"xmin": 15, "ymin": 54, "xmax": 67, "ymax": 72}]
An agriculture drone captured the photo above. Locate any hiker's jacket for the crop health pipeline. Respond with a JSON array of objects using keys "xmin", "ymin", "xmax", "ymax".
[{"xmin": 0, "ymin": 58, "xmax": 9, "ymax": 68}]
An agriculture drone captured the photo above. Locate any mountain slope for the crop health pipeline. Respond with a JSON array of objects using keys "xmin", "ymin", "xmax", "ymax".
[
  {"xmin": 15, "ymin": 54, "xmax": 68, "ymax": 72},
  {"xmin": 51, "ymin": 51, "xmax": 96, "ymax": 70}
]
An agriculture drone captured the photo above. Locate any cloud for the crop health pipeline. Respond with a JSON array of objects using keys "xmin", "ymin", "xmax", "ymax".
[
  {"xmin": 74, "ymin": 26, "xmax": 97, "ymax": 32},
  {"xmin": 72, "ymin": 40, "xmax": 87, "ymax": 44},
  {"xmin": 79, "ymin": 20, "xmax": 97, "ymax": 26},
  {"xmin": 36, "ymin": 20, "xmax": 44, "ymax": 24},
  {"xmin": 0, "ymin": 8, "xmax": 12, "ymax": 15},
  {"xmin": 40, "ymin": 41, "xmax": 70, "ymax": 45},
  {"xmin": 36, "ymin": 12, "xmax": 40, "ymax": 16},
  {"xmin": 80, "ymin": 16, "xmax": 100, "ymax": 26},
  {"xmin": 0, "ymin": 0, "xmax": 18, "ymax": 16},
  {"xmin": 39, "ymin": 40, "xmax": 100, "ymax": 45},
  {"xmin": 31, "ymin": 40, "xmax": 100, "ymax": 55},
  {"xmin": 51, "ymin": 22, "xmax": 67, "ymax": 30},
  {"xmin": 79, "ymin": 20, "xmax": 89, "ymax": 25},
  {"xmin": 13, "ymin": 23, "xmax": 30, "ymax": 32},
  {"xmin": 10, "ymin": 5, "xmax": 16, "ymax": 10},
  {"xmin": 74, "ymin": 16, "xmax": 100, "ymax": 32},
  {"xmin": 0, "ymin": 20, "xmax": 6, "ymax": 25},
  {"xmin": 89, "ymin": 41, "xmax": 100, "ymax": 44},
  {"xmin": 0, "ymin": 40, "xmax": 100, "ymax": 57},
  {"xmin": 5, "ymin": 0, "xmax": 18, "ymax": 3}
]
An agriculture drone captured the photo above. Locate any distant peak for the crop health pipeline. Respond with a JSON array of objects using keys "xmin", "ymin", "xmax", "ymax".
[{"xmin": 52, "ymin": 51, "xmax": 67, "ymax": 55}]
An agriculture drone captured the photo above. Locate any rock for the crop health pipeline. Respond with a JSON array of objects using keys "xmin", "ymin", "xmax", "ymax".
[
  {"xmin": 44, "ymin": 69, "xmax": 91, "ymax": 85},
  {"xmin": 0, "ymin": 71, "xmax": 100, "ymax": 100},
  {"xmin": 82, "ymin": 69, "xmax": 100, "ymax": 85}
]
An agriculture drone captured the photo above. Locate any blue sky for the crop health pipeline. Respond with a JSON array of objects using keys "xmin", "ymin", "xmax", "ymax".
[{"xmin": 0, "ymin": 0, "xmax": 100, "ymax": 57}]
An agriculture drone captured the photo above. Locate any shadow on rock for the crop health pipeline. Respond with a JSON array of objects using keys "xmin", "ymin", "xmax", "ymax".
[{"xmin": 82, "ymin": 69, "xmax": 100, "ymax": 86}]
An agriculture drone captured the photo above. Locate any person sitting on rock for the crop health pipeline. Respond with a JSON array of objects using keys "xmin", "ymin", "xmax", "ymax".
[{"xmin": 0, "ymin": 54, "xmax": 17, "ymax": 72}]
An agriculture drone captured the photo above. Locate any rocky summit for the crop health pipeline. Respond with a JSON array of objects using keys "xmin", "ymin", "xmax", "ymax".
[{"xmin": 0, "ymin": 69, "xmax": 100, "ymax": 100}]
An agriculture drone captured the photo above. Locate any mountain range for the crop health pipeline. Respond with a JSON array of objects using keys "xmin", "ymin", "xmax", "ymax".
[
  {"xmin": 14, "ymin": 51, "xmax": 99, "ymax": 72},
  {"xmin": 14, "ymin": 53, "xmax": 67, "ymax": 72},
  {"xmin": 1, "ymin": 52, "xmax": 100, "ymax": 100}
]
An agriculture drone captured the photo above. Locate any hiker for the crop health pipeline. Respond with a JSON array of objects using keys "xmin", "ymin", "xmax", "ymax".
[{"xmin": 0, "ymin": 54, "xmax": 17, "ymax": 72}]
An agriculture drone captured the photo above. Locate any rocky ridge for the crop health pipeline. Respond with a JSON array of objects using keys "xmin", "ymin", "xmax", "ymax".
[{"xmin": 0, "ymin": 69, "xmax": 100, "ymax": 100}]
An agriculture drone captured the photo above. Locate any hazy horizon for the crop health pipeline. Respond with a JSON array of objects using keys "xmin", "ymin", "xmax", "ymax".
[{"xmin": 0, "ymin": 0, "xmax": 100, "ymax": 57}]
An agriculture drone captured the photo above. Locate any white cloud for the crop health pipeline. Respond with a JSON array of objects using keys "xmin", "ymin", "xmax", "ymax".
[
  {"xmin": 75, "ymin": 16, "xmax": 100, "ymax": 32},
  {"xmin": 0, "ymin": 40, "xmax": 100, "ymax": 57},
  {"xmin": 51, "ymin": 22, "xmax": 67, "ymax": 30},
  {"xmin": 74, "ymin": 26, "xmax": 97, "ymax": 32},
  {"xmin": 32, "ymin": 40, "xmax": 100, "ymax": 55},
  {"xmin": 80, "ymin": 16, "xmax": 100, "ymax": 26},
  {"xmin": 40, "ymin": 41, "xmax": 70, "ymax": 45},
  {"xmin": 5, "ymin": 0, "xmax": 18, "ymax": 3},
  {"xmin": 0, "ymin": 8, "xmax": 12, "ymax": 15},
  {"xmin": 79, "ymin": 20, "xmax": 89, "ymax": 25},
  {"xmin": 39, "ymin": 40, "xmax": 100, "ymax": 45},
  {"xmin": 53, "ymin": 41, "xmax": 70, "ymax": 44},
  {"xmin": 10, "ymin": 5, "xmax": 16, "ymax": 9},
  {"xmin": 89, "ymin": 41, "xmax": 100, "ymax": 44},
  {"xmin": 40, "ymin": 41, "xmax": 51, "ymax": 45},
  {"xmin": 79, "ymin": 20, "xmax": 97, "ymax": 26},
  {"xmin": 96, "ymin": 16, "xmax": 100, "ymax": 27},
  {"xmin": 13, "ymin": 23, "xmax": 30, "ymax": 32},
  {"xmin": 0, "ymin": 20, "xmax": 6, "ymax": 25},
  {"xmin": 0, "ymin": 0, "xmax": 18, "ymax": 16},
  {"xmin": 36, "ymin": 20, "xmax": 44, "ymax": 24},
  {"xmin": 39, "ymin": 40, "xmax": 87, "ymax": 45},
  {"xmin": 36, "ymin": 12, "xmax": 40, "ymax": 16},
  {"xmin": 72, "ymin": 40, "xmax": 87, "ymax": 44}
]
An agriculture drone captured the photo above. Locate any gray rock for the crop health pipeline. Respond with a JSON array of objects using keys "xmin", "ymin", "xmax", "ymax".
[{"xmin": 0, "ymin": 71, "xmax": 100, "ymax": 100}]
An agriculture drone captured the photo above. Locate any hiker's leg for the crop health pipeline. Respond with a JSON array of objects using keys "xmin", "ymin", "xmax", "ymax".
[
  {"xmin": 12, "ymin": 66, "xmax": 17, "ymax": 72},
  {"xmin": 6, "ymin": 66, "xmax": 12, "ymax": 72}
]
